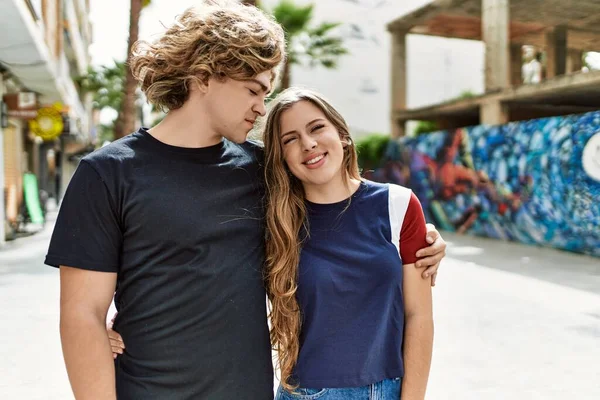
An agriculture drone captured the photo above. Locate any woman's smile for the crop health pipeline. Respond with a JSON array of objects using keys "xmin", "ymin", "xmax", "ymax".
[{"xmin": 303, "ymin": 152, "xmax": 328, "ymax": 169}]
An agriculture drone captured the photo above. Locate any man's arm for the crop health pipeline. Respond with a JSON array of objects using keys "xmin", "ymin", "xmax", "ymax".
[
  {"xmin": 415, "ymin": 223, "xmax": 447, "ymax": 286},
  {"xmin": 401, "ymin": 262, "xmax": 434, "ymax": 400},
  {"xmin": 60, "ymin": 266, "xmax": 117, "ymax": 400}
]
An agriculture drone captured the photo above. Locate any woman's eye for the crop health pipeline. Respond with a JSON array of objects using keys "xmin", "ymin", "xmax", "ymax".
[
  {"xmin": 312, "ymin": 124, "xmax": 325, "ymax": 132},
  {"xmin": 249, "ymin": 89, "xmax": 258, "ymax": 96},
  {"xmin": 283, "ymin": 137, "xmax": 296, "ymax": 145}
]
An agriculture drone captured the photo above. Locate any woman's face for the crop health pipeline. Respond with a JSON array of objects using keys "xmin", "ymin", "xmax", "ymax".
[{"xmin": 278, "ymin": 100, "xmax": 346, "ymax": 189}]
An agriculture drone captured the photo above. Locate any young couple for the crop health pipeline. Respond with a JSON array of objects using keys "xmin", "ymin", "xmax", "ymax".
[{"xmin": 46, "ymin": 1, "xmax": 446, "ymax": 399}]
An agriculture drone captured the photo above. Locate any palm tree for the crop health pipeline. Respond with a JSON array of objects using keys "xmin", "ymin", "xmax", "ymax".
[
  {"xmin": 114, "ymin": 0, "xmax": 151, "ymax": 139},
  {"xmin": 77, "ymin": 60, "xmax": 165, "ymax": 142},
  {"xmin": 270, "ymin": 0, "xmax": 348, "ymax": 89},
  {"xmin": 77, "ymin": 62, "xmax": 127, "ymax": 112},
  {"xmin": 76, "ymin": 61, "xmax": 138, "ymax": 143}
]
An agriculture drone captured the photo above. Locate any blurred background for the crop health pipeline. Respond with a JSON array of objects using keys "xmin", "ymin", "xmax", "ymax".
[{"xmin": 0, "ymin": 0, "xmax": 598, "ymax": 399}]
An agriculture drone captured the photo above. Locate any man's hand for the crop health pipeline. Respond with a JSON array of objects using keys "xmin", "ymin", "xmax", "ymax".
[{"xmin": 414, "ymin": 223, "xmax": 447, "ymax": 286}]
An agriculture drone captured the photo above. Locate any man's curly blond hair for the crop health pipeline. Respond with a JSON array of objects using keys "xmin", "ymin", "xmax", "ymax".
[{"xmin": 130, "ymin": 0, "xmax": 286, "ymax": 112}]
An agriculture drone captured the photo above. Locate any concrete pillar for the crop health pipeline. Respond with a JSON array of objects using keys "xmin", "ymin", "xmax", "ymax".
[
  {"xmin": 545, "ymin": 26, "xmax": 567, "ymax": 78},
  {"xmin": 566, "ymin": 48, "xmax": 583, "ymax": 74},
  {"xmin": 391, "ymin": 31, "xmax": 407, "ymax": 137},
  {"xmin": 482, "ymin": 0, "xmax": 510, "ymax": 91},
  {"xmin": 480, "ymin": 100, "xmax": 509, "ymax": 126},
  {"xmin": 510, "ymin": 44, "xmax": 523, "ymax": 86},
  {"xmin": 393, "ymin": 120, "xmax": 406, "ymax": 138}
]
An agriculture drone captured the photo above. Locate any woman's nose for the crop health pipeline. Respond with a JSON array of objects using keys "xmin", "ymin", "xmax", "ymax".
[{"xmin": 302, "ymin": 136, "xmax": 317, "ymax": 151}]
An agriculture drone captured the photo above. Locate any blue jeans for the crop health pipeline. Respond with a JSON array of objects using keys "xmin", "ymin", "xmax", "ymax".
[{"xmin": 275, "ymin": 377, "xmax": 401, "ymax": 400}]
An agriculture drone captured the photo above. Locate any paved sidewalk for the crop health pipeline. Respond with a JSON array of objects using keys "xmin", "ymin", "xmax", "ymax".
[
  {"xmin": 0, "ymin": 211, "xmax": 72, "ymax": 400},
  {"xmin": 1, "ymin": 222, "xmax": 598, "ymax": 399},
  {"xmin": 426, "ymin": 232, "xmax": 600, "ymax": 400}
]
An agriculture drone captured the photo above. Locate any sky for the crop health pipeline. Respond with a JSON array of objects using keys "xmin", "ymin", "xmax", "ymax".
[{"xmin": 89, "ymin": 0, "xmax": 195, "ymax": 67}]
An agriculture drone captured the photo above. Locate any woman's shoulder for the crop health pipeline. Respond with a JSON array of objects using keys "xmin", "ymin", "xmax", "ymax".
[{"xmin": 361, "ymin": 179, "xmax": 412, "ymax": 199}]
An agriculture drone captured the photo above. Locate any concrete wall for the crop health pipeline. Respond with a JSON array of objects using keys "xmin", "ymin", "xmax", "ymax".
[{"xmin": 365, "ymin": 112, "xmax": 600, "ymax": 257}]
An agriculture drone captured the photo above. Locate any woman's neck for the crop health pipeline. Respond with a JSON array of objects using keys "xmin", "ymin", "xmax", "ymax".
[{"xmin": 303, "ymin": 174, "xmax": 362, "ymax": 204}]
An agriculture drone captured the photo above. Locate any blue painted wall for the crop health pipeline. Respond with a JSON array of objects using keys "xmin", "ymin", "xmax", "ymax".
[{"xmin": 365, "ymin": 112, "xmax": 600, "ymax": 257}]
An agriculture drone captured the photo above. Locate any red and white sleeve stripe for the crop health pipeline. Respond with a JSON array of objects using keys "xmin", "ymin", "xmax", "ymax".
[{"xmin": 388, "ymin": 184, "xmax": 429, "ymax": 264}]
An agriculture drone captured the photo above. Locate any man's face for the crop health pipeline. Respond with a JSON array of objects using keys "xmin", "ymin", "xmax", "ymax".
[{"xmin": 205, "ymin": 70, "xmax": 272, "ymax": 143}]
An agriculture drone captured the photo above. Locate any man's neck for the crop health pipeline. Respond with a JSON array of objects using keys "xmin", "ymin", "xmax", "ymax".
[{"xmin": 149, "ymin": 107, "xmax": 222, "ymax": 148}]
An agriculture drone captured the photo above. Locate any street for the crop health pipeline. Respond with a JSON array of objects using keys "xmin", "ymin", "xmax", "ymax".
[{"xmin": 1, "ymin": 215, "xmax": 599, "ymax": 399}]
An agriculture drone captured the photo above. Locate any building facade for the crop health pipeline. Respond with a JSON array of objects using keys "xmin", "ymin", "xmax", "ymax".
[
  {"xmin": 0, "ymin": 0, "xmax": 94, "ymax": 243},
  {"xmin": 388, "ymin": 0, "xmax": 600, "ymax": 136}
]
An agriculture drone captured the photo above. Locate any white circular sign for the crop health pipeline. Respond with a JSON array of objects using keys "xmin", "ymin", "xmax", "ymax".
[{"xmin": 582, "ymin": 132, "xmax": 600, "ymax": 182}]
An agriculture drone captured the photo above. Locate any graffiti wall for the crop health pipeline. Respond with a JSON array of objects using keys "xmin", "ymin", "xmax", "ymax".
[{"xmin": 365, "ymin": 111, "xmax": 600, "ymax": 257}]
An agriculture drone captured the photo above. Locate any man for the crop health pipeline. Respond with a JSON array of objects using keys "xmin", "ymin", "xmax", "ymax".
[{"xmin": 45, "ymin": 1, "xmax": 446, "ymax": 399}]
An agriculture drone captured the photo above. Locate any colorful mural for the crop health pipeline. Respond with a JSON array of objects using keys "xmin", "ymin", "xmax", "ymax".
[{"xmin": 365, "ymin": 112, "xmax": 600, "ymax": 257}]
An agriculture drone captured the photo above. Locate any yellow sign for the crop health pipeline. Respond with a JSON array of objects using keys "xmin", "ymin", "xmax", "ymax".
[{"xmin": 29, "ymin": 103, "xmax": 64, "ymax": 141}]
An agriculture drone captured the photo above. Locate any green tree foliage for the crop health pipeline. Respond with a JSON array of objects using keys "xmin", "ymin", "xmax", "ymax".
[
  {"xmin": 76, "ymin": 61, "xmax": 125, "ymax": 111},
  {"xmin": 355, "ymin": 133, "xmax": 390, "ymax": 171},
  {"xmin": 75, "ymin": 61, "xmax": 129, "ymax": 142},
  {"xmin": 414, "ymin": 121, "xmax": 438, "ymax": 136}
]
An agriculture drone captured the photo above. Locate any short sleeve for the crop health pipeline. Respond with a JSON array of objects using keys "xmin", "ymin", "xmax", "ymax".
[
  {"xmin": 44, "ymin": 160, "xmax": 122, "ymax": 272},
  {"xmin": 399, "ymin": 192, "xmax": 428, "ymax": 265}
]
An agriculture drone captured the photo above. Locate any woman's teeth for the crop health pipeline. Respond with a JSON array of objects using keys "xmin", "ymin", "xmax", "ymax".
[{"xmin": 306, "ymin": 154, "xmax": 325, "ymax": 165}]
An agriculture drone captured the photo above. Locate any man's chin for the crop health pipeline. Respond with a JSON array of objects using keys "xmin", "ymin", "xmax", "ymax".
[
  {"xmin": 228, "ymin": 136, "xmax": 247, "ymax": 144},
  {"xmin": 224, "ymin": 132, "xmax": 249, "ymax": 144}
]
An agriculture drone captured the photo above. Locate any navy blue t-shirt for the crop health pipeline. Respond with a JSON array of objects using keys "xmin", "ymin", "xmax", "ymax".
[{"xmin": 293, "ymin": 180, "xmax": 428, "ymax": 388}]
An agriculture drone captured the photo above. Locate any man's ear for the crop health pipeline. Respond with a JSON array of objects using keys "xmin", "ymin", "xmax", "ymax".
[{"xmin": 194, "ymin": 76, "xmax": 210, "ymax": 94}]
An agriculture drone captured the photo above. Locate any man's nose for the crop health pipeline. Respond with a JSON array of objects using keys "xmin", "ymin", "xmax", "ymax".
[{"xmin": 254, "ymin": 100, "xmax": 267, "ymax": 117}]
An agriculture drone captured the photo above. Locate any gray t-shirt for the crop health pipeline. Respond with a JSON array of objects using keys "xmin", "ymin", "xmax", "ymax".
[{"xmin": 45, "ymin": 128, "xmax": 273, "ymax": 399}]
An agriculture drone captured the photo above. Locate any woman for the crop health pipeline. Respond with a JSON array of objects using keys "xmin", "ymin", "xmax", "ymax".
[
  {"xmin": 263, "ymin": 88, "xmax": 433, "ymax": 400},
  {"xmin": 109, "ymin": 88, "xmax": 435, "ymax": 399}
]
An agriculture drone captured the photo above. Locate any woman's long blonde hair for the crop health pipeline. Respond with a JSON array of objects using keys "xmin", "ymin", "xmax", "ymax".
[{"xmin": 262, "ymin": 87, "xmax": 360, "ymax": 390}]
